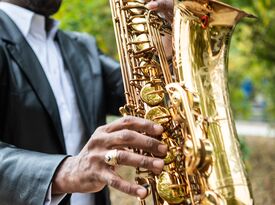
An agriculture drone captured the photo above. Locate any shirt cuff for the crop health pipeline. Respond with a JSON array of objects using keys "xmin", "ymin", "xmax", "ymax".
[{"xmin": 44, "ymin": 183, "xmax": 66, "ymax": 205}]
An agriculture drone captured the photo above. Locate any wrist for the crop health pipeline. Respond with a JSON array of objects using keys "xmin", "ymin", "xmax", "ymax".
[{"xmin": 52, "ymin": 156, "xmax": 76, "ymax": 194}]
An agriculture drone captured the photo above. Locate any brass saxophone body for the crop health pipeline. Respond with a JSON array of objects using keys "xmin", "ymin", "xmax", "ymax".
[{"xmin": 109, "ymin": 0, "xmax": 254, "ymax": 204}]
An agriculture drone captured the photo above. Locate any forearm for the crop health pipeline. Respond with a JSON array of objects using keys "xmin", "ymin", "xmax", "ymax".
[
  {"xmin": 0, "ymin": 142, "xmax": 67, "ymax": 205},
  {"xmin": 52, "ymin": 156, "xmax": 78, "ymax": 194}
]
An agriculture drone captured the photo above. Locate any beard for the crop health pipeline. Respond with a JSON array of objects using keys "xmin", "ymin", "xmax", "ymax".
[{"xmin": 23, "ymin": 0, "xmax": 62, "ymax": 16}]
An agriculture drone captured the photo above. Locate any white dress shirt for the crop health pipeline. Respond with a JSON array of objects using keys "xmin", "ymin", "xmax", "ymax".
[{"xmin": 0, "ymin": 3, "xmax": 95, "ymax": 205}]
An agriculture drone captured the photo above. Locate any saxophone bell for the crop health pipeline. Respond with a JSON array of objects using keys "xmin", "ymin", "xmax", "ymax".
[{"xmin": 109, "ymin": 0, "xmax": 255, "ymax": 204}]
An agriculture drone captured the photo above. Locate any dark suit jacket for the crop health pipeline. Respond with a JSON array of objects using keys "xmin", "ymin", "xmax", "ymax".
[{"xmin": 0, "ymin": 10, "xmax": 124, "ymax": 205}]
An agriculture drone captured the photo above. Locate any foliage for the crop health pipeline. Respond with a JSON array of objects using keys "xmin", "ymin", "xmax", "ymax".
[
  {"xmin": 224, "ymin": 0, "xmax": 275, "ymax": 120},
  {"xmin": 55, "ymin": 0, "xmax": 116, "ymax": 57},
  {"xmin": 55, "ymin": 0, "xmax": 275, "ymax": 121},
  {"xmin": 239, "ymin": 137, "xmax": 251, "ymax": 163}
]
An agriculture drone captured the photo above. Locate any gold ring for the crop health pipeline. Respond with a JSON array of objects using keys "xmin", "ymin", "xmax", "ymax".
[{"xmin": 104, "ymin": 149, "xmax": 118, "ymax": 166}]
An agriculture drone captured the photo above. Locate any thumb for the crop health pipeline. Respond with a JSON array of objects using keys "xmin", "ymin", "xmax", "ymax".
[
  {"xmin": 151, "ymin": 0, "xmax": 173, "ymax": 11},
  {"xmin": 145, "ymin": 1, "xmax": 159, "ymax": 11}
]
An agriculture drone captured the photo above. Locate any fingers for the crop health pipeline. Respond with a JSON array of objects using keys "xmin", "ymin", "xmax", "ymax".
[
  {"xmin": 146, "ymin": 1, "xmax": 159, "ymax": 11},
  {"xmin": 145, "ymin": 0, "xmax": 174, "ymax": 23},
  {"xmin": 96, "ymin": 116, "xmax": 167, "ymax": 157},
  {"xmin": 105, "ymin": 170, "xmax": 148, "ymax": 199},
  {"xmin": 102, "ymin": 116, "xmax": 163, "ymax": 136},
  {"xmin": 157, "ymin": 0, "xmax": 173, "ymax": 11},
  {"xmin": 145, "ymin": 0, "xmax": 173, "ymax": 11},
  {"xmin": 116, "ymin": 150, "xmax": 164, "ymax": 174},
  {"xmin": 107, "ymin": 129, "xmax": 167, "ymax": 157}
]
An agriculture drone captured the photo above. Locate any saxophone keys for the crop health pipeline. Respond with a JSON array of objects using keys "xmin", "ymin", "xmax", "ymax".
[
  {"xmin": 130, "ymin": 17, "xmax": 147, "ymax": 32},
  {"xmin": 156, "ymin": 171, "xmax": 187, "ymax": 204},
  {"xmin": 184, "ymin": 139, "xmax": 200, "ymax": 175},
  {"xmin": 139, "ymin": 59, "xmax": 162, "ymax": 79},
  {"xmin": 140, "ymin": 84, "xmax": 164, "ymax": 106},
  {"xmin": 200, "ymin": 190, "xmax": 226, "ymax": 205},
  {"xmin": 135, "ymin": 177, "xmax": 152, "ymax": 200},
  {"xmin": 126, "ymin": 1, "xmax": 146, "ymax": 15},
  {"xmin": 135, "ymin": 34, "xmax": 151, "ymax": 51},
  {"xmin": 199, "ymin": 139, "xmax": 213, "ymax": 174},
  {"xmin": 163, "ymin": 150, "xmax": 175, "ymax": 165},
  {"xmin": 183, "ymin": 138, "xmax": 213, "ymax": 175},
  {"xmin": 163, "ymin": 144, "xmax": 179, "ymax": 166},
  {"xmin": 145, "ymin": 106, "xmax": 170, "ymax": 125}
]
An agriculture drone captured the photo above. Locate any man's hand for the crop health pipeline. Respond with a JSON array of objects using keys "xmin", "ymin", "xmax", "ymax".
[
  {"xmin": 52, "ymin": 116, "xmax": 167, "ymax": 199},
  {"xmin": 145, "ymin": 0, "xmax": 173, "ymax": 24},
  {"xmin": 145, "ymin": 0, "xmax": 173, "ymax": 58}
]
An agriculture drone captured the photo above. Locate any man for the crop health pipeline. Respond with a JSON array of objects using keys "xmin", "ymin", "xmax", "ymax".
[{"xmin": 0, "ymin": 0, "xmax": 172, "ymax": 205}]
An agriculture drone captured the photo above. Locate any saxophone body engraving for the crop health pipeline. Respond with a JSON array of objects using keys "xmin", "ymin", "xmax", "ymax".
[{"xmin": 109, "ymin": 0, "xmax": 254, "ymax": 204}]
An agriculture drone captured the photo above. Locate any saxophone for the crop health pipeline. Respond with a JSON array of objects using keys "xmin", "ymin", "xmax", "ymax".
[{"xmin": 109, "ymin": 0, "xmax": 255, "ymax": 204}]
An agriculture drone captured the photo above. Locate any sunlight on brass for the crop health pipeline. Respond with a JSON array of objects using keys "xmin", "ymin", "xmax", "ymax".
[
  {"xmin": 135, "ymin": 34, "xmax": 150, "ymax": 51},
  {"xmin": 145, "ymin": 106, "xmax": 170, "ymax": 125},
  {"xmin": 109, "ymin": 0, "xmax": 254, "ymax": 204},
  {"xmin": 131, "ymin": 17, "xmax": 147, "ymax": 32},
  {"xmin": 140, "ymin": 84, "xmax": 164, "ymax": 106},
  {"xmin": 201, "ymin": 191, "xmax": 225, "ymax": 205},
  {"xmin": 156, "ymin": 172, "xmax": 186, "ymax": 204}
]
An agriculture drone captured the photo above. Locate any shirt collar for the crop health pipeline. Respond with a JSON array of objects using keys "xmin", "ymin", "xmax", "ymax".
[{"xmin": 0, "ymin": 2, "xmax": 59, "ymax": 39}]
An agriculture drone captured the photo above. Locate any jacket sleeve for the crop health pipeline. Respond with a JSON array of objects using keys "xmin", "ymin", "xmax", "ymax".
[
  {"xmin": 98, "ymin": 49, "xmax": 125, "ymax": 115},
  {"xmin": 0, "ymin": 41, "xmax": 7, "ymax": 134},
  {"xmin": 69, "ymin": 32, "xmax": 125, "ymax": 116},
  {"xmin": 0, "ymin": 142, "xmax": 67, "ymax": 205}
]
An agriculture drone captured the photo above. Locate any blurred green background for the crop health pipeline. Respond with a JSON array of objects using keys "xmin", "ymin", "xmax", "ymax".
[{"xmin": 55, "ymin": 0, "xmax": 275, "ymax": 121}]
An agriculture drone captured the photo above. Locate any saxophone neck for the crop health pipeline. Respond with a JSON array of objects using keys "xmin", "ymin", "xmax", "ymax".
[{"xmin": 174, "ymin": 0, "xmax": 256, "ymax": 28}]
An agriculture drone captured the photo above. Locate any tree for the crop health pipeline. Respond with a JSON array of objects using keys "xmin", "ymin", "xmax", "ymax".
[
  {"xmin": 55, "ymin": 0, "xmax": 116, "ymax": 57},
  {"xmin": 56, "ymin": 0, "xmax": 275, "ymax": 120},
  {"xmin": 225, "ymin": 0, "xmax": 275, "ymax": 120}
]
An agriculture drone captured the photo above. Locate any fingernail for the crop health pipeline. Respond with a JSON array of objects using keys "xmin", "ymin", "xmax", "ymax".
[
  {"xmin": 154, "ymin": 124, "xmax": 163, "ymax": 133},
  {"xmin": 137, "ymin": 187, "xmax": 147, "ymax": 198},
  {"xmin": 158, "ymin": 144, "xmax": 167, "ymax": 154},
  {"xmin": 153, "ymin": 159, "xmax": 164, "ymax": 169}
]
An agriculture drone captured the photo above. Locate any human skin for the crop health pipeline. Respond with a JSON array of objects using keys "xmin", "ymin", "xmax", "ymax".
[
  {"xmin": 146, "ymin": 0, "xmax": 174, "ymax": 59},
  {"xmin": 146, "ymin": 0, "xmax": 174, "ymax": 24},
  {"xmin": 53, "ymin": 116, "xmax": 167, "ymax": 199},
  {"xmin": 51, "ymin": 0, "xmax": 174, "ymax": 198},
  {"xmin": 1, "ymin": 0, "xmax": 62, "ymax": 16},
  {"xmin": 3, "ymin": 0, "xmax": 174, "ymax": 199}
]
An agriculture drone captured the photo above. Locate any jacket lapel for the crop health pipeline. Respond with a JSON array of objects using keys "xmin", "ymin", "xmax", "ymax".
[
  {"xmin": 56, "ymin": 31, "xmax": 93, "ymax": 136},
  {"xmin": 0, "ymin": 11, "xmax": 66, "ymax": 152}
]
